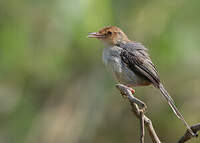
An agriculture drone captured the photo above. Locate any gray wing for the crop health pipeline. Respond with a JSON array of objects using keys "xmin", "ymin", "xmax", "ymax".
[{"xmin": 120, "ymin": 42, "xmax": 160, "ymax": 87}]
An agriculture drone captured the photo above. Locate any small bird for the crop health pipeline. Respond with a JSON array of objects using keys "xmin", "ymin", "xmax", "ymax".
[{"xmin": 88, "ymin": 26, "xmax": 193, "ymax": 133}]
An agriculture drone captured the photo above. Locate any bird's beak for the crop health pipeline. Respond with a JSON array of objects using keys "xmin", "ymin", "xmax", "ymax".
[{"xmin": 87, "ymin": 32, "xmax": 103, "ymax": 38}]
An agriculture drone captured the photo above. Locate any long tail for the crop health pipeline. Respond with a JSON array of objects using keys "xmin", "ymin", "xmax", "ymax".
[
  {"xmin": 159, "ymin": 83, "xmax": 194, "ymax": 135},
  {"xmin": 159, "ymin": 83, "xmax": 181, "ymax": 119}
]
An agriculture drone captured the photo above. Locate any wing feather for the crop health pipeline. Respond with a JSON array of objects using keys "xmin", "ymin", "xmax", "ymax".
[{"xmin": 120, "ymin": 42, "xmax": 160, "ymax": 87}]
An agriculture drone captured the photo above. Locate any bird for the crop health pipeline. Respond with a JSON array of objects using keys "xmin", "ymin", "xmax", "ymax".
[{"xmin": 87, "ymin": 26, "xmax": 194, "ymax": 134}]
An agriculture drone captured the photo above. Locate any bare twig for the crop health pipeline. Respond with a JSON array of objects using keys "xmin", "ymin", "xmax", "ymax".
[
  {"xmin": 116, "ymin": 84, "xmax": 200, "ymax": 143},
  {"xmin": 177, "ymin": 123, "xmax": 200, "ymax": 143},
  {"xmin": 140, "ymin": 111, "xmax": 145, "ymax": 143},
  {"xmin": 116, "ymin": 84, "xmax": 161, "ymax": 143}
]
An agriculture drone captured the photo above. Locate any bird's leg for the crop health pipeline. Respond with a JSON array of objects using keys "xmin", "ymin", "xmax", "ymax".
[
  {"xmin": 120, "ymin": 84, "xmax": 135, "ymax": 99},
  {"xmin": 127, "ymin": 85, "xmax": 135, "ymax": 95}
]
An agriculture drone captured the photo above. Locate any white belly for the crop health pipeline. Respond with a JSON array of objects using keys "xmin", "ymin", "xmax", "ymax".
[
  {"xmin": 102, "ymin": 46, "xmax": 132, "ymax": 84},
  {"xmin": 103, "ymin": 46, "xmax": 122, "ymax": 73}
]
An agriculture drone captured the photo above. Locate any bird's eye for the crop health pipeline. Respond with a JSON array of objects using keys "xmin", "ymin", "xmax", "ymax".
[{"xmin": 107, "ymin": 31, "xmax": 112, "ymax": 35}]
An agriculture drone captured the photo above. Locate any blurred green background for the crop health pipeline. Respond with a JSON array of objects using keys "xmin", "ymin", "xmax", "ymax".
[{"xmin": 0, "ymin": 0, "xmax": 200, "ymax": 143}]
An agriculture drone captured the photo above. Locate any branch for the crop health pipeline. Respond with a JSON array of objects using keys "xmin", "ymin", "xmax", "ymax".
[
  {"xmin": 116, "ymin": 84, "xmax": 161, "ymax": 143},
  {"xmin": 140, "ymin": 111, "xmax": 145, "ymax": 143},
  {"xmin": 177, "ymin": 123, "xmax": 200, "ymax": 143},
  {"xmin": 116, "ymin": 84, "xmax": 200, "ymax": 143}
]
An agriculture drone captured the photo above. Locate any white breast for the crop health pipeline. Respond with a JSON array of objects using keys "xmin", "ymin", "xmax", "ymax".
[{"xmin": 102, "ymin": 46, "xmax": 122, "ymax": 74}]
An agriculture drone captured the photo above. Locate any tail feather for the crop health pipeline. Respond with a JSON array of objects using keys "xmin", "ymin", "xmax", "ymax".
[
  {"xmin": 158, "ymin": 83, "xmax": 194, "ymax": 135},
  {"xmin": 159, "ymin": 83, "xmax": 182, "ymax": 119}
]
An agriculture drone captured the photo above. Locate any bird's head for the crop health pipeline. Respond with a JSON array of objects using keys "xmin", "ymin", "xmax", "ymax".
[{"xmin": 87, "ymin": 26, "xmax": 130, "ymax": 46}]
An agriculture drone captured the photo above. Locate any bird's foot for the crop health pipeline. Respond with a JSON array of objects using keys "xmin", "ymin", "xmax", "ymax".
[
  {"xmin": 116, "ymin": 84, "xmax": 135, "ymax": 98},
  {"xmin": 126, "ymin": 85, "xmax": 135, "ymax": 95},
  {"xmin": 130, "ymin": 88, "xmax": 135, "ymax": 94},
  {"xmin": 121, "ymin": 88, "xmax": 135, "ymax": 98}
]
